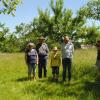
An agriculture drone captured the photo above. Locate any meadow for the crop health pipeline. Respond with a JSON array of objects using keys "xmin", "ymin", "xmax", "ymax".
[{"xmin": 0, "ymin": 49, "xmax": 100, "ymax": 100}]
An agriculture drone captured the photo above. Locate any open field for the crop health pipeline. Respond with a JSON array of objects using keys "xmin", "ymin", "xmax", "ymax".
[{"xmin": 0, "ymin": 49, "xmax": 100, "ymax": 100}]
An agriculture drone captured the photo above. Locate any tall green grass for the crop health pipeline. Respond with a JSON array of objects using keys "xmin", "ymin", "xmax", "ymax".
[{"xmin": 0, "ymin": 49, "xmax": 100, "ymax": 100}]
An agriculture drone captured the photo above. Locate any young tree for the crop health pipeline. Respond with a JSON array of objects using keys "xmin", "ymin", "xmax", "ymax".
[{"xmin": 32, "ymin": 0, "xmax": 86, "ymax": 43}]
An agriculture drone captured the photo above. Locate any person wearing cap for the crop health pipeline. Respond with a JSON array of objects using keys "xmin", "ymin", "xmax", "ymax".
[
  {"xmin": 36, "ymin": 36, "xmax": 49, "ymax": 78},
  {"xmin": 61, "ymin": 36, "xmax": 74, "ymax": 84},
  {"xmin": 25, "ymin": 42, "xmax": 38, "ymax": 81},
  {"xmin": 95, "ymin": 39, "xmax": 100, "ymax": 75},
  {"xmin": 50, "ymin": 46, "xmax": 61, "ymax": 81}
]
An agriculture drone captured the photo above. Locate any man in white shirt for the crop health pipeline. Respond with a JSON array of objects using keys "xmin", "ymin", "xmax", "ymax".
[{"xmin": 61, "ymin": 36, "xmax": 74, "ymax": 84}]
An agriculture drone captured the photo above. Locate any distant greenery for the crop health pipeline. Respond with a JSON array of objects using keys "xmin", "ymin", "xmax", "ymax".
[
  {"xmin": 0, "ymin": 49, "xmax": 100, "ymax": 100},
  {"xmin": 0, "ymin": 0, "xmax": 100, "ymax": 52}
]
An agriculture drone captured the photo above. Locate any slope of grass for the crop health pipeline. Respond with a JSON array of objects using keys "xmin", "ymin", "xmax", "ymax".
[{"xmin": 0, "ymin": 49, "xmax": 100, "ymax": 100}]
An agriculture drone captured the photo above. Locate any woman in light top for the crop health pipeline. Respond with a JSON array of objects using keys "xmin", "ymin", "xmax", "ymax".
[{"xmin": 25, "ymin": 43, "xmax": 38, "ymax": 81}]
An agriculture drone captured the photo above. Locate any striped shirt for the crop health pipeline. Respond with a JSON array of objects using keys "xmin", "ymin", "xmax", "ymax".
[{"xmin": 27, "ymin": 49, "xmax": 38, "ymax": 64}]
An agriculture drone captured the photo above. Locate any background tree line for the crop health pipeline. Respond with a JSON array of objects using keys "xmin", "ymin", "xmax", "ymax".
[{"xmin": 0, "ymin": 0, "xmax": 100, "ymax": 52}]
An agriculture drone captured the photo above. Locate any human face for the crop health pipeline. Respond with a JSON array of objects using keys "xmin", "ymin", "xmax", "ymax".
[
  {"xmin": 39, "ymin": 39, "xmax": 44, "ymax": 44},
  {"xmin": 53, "ymin": 50, "xmax": 57, "ymax": 53},
  {"xmin": 64, "ymin": 38, "xmax": 69, "ymax": 44},
  {"xmin": 29, "ymin": 45, "xmax": 33, "ymax": 50}
]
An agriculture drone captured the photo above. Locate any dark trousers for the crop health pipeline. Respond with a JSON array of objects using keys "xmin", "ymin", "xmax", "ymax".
[
  {"xmin": 38, "ymin": 58, "xmax": 47, "ymax": 78},
  {"xmin": 62, "ymin": 58, "xmax": 72, "ymax": 81}
]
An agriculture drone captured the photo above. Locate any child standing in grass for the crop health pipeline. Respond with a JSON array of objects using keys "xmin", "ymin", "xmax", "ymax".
[
  {"xmin": 50, "ymin": 47, "xmax": 61, "ymax": 81},
  {"xmin": 96, "ymin": 40, "xmax": 100, "ymax": 75},
  {"xmin": 25, "ymin": 43, "xmax": 38, "ymax": 81}
]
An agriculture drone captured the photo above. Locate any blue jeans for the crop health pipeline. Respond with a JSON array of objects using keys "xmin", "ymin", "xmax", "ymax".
[
  {"xmin": 38, "ymin": 56, "xmax": 47, "ymax": 78},
  {"xmin": 62, "ymin": 58, "xmax": 72, "ymax": 81},
  {"xmin": 28, "ymin": 63, "xmax": 36, "ymax": 77}
]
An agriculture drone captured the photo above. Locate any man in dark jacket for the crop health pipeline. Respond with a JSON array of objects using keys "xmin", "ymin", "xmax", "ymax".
[{"xmin": 36, "ymin": 36, "xmax": 49, "ymax": 78}]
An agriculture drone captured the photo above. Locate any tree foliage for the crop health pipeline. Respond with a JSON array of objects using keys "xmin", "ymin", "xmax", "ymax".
[
  {"xmin": 0, "ymin": 0, "xmax": 21, "ymax": 15},
  {"xmin": 32, "ymin": 0, "xmax": 87, "ymax": 43},
  {"xmin": 82, "ymin": 0, "xmax": 100, "ymax": 20},
  {"xmin": 0, "ymin": 0, "xmax": 100, "ymax": 52},
  {"xmin": 85, "ymin": 25, "xmax": 100, "ymax": 44}
]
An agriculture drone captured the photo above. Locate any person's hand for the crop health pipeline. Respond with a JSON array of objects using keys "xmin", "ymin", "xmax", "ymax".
[{"xmin": 36, "ymin": 61, "xmax": 39, "ymax": 65}]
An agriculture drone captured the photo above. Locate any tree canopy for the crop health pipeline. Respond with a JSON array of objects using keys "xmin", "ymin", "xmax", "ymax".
[
  {"xmin": 81, "ymin": 0, "xmax": 100, "ymax": 21},
  {"xmin": 0, "ymin": 0, "xmax": 100, "ymax": 52},
  {"xmin": 0, "ymin": 0, "xmax": 21, "ymax": 15}
]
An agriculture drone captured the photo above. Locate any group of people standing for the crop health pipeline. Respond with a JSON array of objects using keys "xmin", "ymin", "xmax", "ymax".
[
  {"xmin": 25, "ymin": 35, "xmax": 74, "ymax": 84},
  {"xmin": 25, "ymin": 35, "xmax": 100, "ymax": 84},
  {"xmin": 25, "ymin": 36, "xmax": 49, "ymax": 81}
]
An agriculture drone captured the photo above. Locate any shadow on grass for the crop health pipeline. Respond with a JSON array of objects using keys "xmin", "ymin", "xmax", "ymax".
[
  {"xmin": 38, "ymin": 76, "xmax": 79, "ymax": 86},
  {"xmin": 16, "ymin": 77, "xmax": 28, "ymax": 82},
  {"xmin": 77, "ymin": 77, "xmax": 100, "ymax": 100},
  {"xmin": 23, "ymin": 76, "xmax": 80, "ymax": 99},
  {"xmin": 22, "ymin": 76, "xmax": 100, "ymax": 99},
  {"xmin": 16, "ymin": 66, "xmax": 100, "ymax": 99}
]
